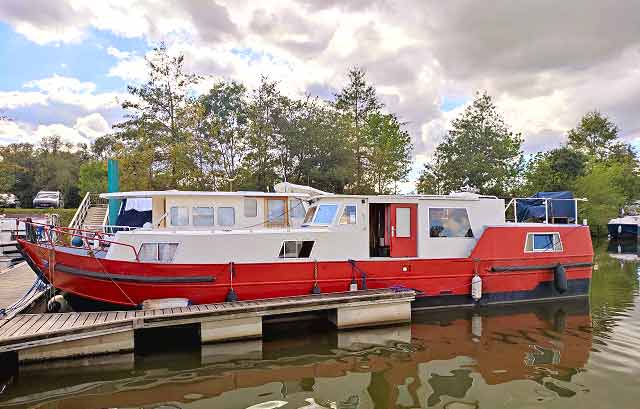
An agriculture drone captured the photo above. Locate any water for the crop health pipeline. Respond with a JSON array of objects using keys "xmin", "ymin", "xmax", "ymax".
[{"xmin": 1, "ymin": 241, "xmax": 639, "ymax": 409}]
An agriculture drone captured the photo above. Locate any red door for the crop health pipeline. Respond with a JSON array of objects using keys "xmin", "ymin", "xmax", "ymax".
[{"xmin": 390, "ymin": 203, "xmax": 417, "ymax": 257}]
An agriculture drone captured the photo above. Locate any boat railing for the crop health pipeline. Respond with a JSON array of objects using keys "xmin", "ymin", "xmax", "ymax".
[
  {"xmin": 19, "ymin": 219, "xmax": 140, "ymax": 261},
  {"xmin": 81, "ymin": 224, "xmax": 139, "ymax": 235},
  {"xmin": 505, "ymin": 197, "xmax": 588, "ymax": 224}
]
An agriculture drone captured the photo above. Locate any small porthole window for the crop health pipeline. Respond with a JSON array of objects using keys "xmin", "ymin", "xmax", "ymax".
[
  {"xmin": 525, "ymin": 233, "xmax": 563, "ymax": 252},
  {"xmin": 244, "ymin": 199, "xmax": 257, "ymax": 217},
  {"xmin": 140, "ymin": 243, "xmax": 179, "ymax": 263},
  {"xmin": 192, "ymin": 207, "xmax": 214, "ymax": 226},
  {"xmin": 218, "ymin": 207, "xmax": 236, "ymax": 226},
  {"xmin": 170, "ymin": 207, "xmax": 189, "ymax": 226},
  {"xmin": 340, "ymin": 204, "xmax": 357, "ymax": 224}
]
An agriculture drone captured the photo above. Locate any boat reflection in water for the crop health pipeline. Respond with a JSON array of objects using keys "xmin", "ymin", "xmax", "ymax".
[
  {"xmin": 607, "ymin": 239, "xmax": 640, "ymax": 263},
  {"xmin": 0, "ymin": 301, "xmax": 591, "ymax": 409}
]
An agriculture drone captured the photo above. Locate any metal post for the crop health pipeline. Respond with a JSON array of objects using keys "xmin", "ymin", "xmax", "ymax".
[
  {"xmin": 107, "ymin": 159, "xmax": 120, "ymax": 226},
  {"xmin": 513, "ymin": 199, "xmax": 517, "ymax": 223},
  {"xmin": 544, "ymin": 198, "xmax": 549, "ymax": 224},
  {"xmin": 574, "ymin": 199, "xmax": 578, "ymax": 224}
]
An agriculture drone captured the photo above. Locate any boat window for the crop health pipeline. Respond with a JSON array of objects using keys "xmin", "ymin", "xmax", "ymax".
[
  {"xmin": 278, "ymin": 240, "xmax": 315, "ymax": 258},
  {"xmin": 303, "ymin": 206, "xmax": 317, "ymax": 224},
  {"xmin": 218, "ymin": 207, "xmax": 235, "ymax": 226},
  {"xmin": 525, "ymin": 232, "xmax": 563, "ymax": 252},
  {"xmin": 267, "ymin": 198, "xmax": 286, "ymax": 225},
  {"xmin": 170, "ymin": 207, "xmax": 189, "ymax": 226},
  {"xmin": 289, "ymin": 198, "xmax": 306, "ymax": 219},
  {"xmin": 192, "ymin": 207, "xmax": 214, "ymax": 226},
  {"xmin": 340, "ymin": 204, "xmax": 357, "ymax": 224},
  {"xmin": 313, "ymin": 204, "xmax": 338, "ymax": 225},
  {"xmin": 244, "ymin": 198, "xmax": 257, "ymax": 217},
  {"xmin": 429, "ymin": 208, "xmax": 474, "ymax": 238},
  {"xmin": 140, "ymin": 243, "xmax": 179, "ymax": 263}
]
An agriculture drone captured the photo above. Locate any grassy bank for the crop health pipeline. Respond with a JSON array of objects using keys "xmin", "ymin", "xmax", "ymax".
[{"xmin": 0, "ymin": 208, "xmax": 77, "ymax": 228}]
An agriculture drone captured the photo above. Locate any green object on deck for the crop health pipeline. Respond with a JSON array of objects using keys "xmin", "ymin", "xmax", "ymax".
[{"xmin": 107, "ymin": 159, "xmax": 120, "ymax": 226}]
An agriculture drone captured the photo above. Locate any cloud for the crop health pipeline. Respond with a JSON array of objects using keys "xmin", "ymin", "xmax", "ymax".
[{"xmin": 0, "ymin": 113, "xmax": 110, "ymax": 146}]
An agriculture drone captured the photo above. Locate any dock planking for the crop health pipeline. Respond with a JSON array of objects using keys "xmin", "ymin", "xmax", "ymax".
[
  {"xmin": 0, "ymin": 262, "xmax": 48, "ymax": 318},
  {"xmin": 0, "ymin": 288, "xmax": 415, "ymax": 361}
]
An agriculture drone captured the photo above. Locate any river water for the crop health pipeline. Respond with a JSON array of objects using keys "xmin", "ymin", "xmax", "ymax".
[{"xmin": 0, "ymin": 240, "xmax": 638, "ymax": 409}]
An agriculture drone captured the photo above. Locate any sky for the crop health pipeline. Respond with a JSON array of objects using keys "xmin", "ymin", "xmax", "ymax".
[{"xmin": 1, "ymin": 0, "xmax": 639, "ymax": 189}]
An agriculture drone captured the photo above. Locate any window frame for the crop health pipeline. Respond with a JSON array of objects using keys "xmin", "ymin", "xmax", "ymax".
[
  {"xmin": 169, "ymin": 206, "xmax": 189, "ymax": 227},
  {"xmin": 289, "ymin": 198, "xmax": 307, "ymax": 220},
  {"xmin": 310, "ymin": 203, "xmax": 339, "ymax": 226},
  {"xmin": 217, "ymin": 206, "xmax": 236, "ymax": 227},
  {"xmin": 265, "ymin": 197, "xmax": 288, "ymax": 227},
  {"xmin": 427, "ymin": 207, "xmax": 475, "ymax": 238},
  {"xmin": 192, "ymin": 206, "xmax": 215, "ymax": 226},
  {"xmin": 524, "ymin": 232, "xmax": 563, "ymax": 253},
  {"xmin": 139, "ymin": 242, "xmax": 180, "ymax": 263},
  {"xmin": 339, "ymin": 203, "xmax": 358, "ymax": 225},
  {"xmin": 244, "ymin": 198, "xmax": 258, "ymax": 218},
  {"xmin": 278, "ymin": 240, "xmax": 315, "ymax": 259}
]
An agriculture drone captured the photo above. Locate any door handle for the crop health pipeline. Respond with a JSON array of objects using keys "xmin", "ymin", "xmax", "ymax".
[{"xmin": 391, "ymin": 226, "xmax": 395, "ymax": 237}]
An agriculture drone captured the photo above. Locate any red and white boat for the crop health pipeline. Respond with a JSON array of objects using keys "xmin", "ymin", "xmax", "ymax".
[{"xmin": 17, "ymin": 184, "xmax": 593, "ymax": 309}]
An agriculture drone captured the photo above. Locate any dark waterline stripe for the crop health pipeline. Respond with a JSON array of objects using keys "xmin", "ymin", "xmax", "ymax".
[
  {"xmin": 491, "ymin": 262, "xmax": 593, "ymax": 272},
  {"xmin": 55, "ymin": 264, "xmax": 215, "ymax": 283}
]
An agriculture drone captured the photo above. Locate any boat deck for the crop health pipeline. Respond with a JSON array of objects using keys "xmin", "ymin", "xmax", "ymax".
[{"xmin": 0, "ymin": 288, "xmax": 415, "ymax": 362}]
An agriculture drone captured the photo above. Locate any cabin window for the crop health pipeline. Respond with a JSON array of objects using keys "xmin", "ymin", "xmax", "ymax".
[
  {"xmin": 267, "ymin": 198, "xmax": 286, "ymax": 225},
  {"xmin": 139, "ymin": 243, "xmax": 179, "ymax": 263},
  {"xmin": 278, "ymin": 240, "xmax": 315, "ymax": 258},
  {"xmin": 192, "ymin": 207, "xmax": 214, "ymax": 226},
  {"xmin": 218, "ymin": 207, "xmax": 235, "ymax": 226},
  {"xmin": 170, "ymin": 207, "xmax": 189, "ymax": 226},
  {"xmin": 313, "ymin": 204, "xmax": 338, "ymax": 225},
  {"xmin": 244, "ymin": 199, "xmax": 258, "ymax": 217},
  {"xmin": 429, "ymin": 208, "xmax": 474, "ymax": 238},
  {"xmin": 289, "ymin": 198, "xmax": 306, "ymax": 220},
  {"xmin": 340, "ymin": 204, "xmax": 357, "ymax": 224},
  {"xmin": 525, "ymin": 232, "xmax": 563, "ymax": 252},
  {"xmin": 303, "ymin": 206, "xmax": 317, "ymax": 224}
]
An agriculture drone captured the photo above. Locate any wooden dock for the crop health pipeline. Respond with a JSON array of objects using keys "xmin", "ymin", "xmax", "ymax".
[
  {"xmin": 0, "ymin": 262, "xmax": 48, "ymax": 319},
  {"xmin": 0, "ymin": 288, "xmax": 415, "ymax": 362}
]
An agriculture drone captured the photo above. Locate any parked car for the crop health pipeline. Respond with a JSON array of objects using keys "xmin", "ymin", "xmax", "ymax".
[
  {"xmin": 33, "ymin": 191, "xmax": 64, "ymax": 208},
  {"xmin": 0, "ymin": 193, "xmax": 20, "ymax": 208}
]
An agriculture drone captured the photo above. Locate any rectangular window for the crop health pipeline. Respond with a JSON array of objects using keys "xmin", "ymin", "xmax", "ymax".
[
  {"xmin": 303, "ymin": 206, "xmax": 317, "ymax": 224},
  {"xmin": 218, "ymin": 207, "xmax": 235, "ymax": 226},
  {"xmin": 170, "ymin": 206, "xmax": 189, "ymax": 226},
  {"xmin": 313, "ymin": 204, "xmax": 338, "ymax": 225},
  {"xmin": 267, "ymin": 199, "xmax": 286, "ymax": 225},
  {"xmin": 192, "ymin": 207, "xmax": 214, "ymax": 226},
  {"xmin": 289, "ymin": 198, "xmax": 306, "ymax": 219},
  {"xmin": 525, "ymin": 232, "xmax": 563, "ymax": 252},
  {"xmin": 395, "ymin": 207, "xmax": 411, "ymax": 237},
  {"xmin": 244, "ymin": 198, "xmax": 257, "ymax": 217},
  {"xmin": 278, "ymin": 240, "xmax": 314, "ymax": 258},
  {"xmin": 340, "ymin": 204, "xmax": 357, "ymax": 224},
  {"xmin": 429, "ymin": 208, "xmax": 474, "ymax": 238},
  {"xmin": 140, "ymin": 243, "xmax": 179, "ymax": 263}
]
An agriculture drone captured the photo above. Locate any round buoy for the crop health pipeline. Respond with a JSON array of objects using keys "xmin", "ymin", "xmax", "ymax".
[{"xmin": 71, "ymin": 236, "xmax": 83, "ymax": 247}]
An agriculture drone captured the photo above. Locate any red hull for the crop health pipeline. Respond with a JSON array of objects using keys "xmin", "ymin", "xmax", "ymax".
[{"xmin": 18, "ymin": 225, "xmax": 593, "ymax": 307}]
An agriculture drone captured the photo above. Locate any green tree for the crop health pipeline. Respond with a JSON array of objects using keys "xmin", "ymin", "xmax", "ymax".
[
  {"xmin": 567, "ymin": 110, "xmax": 619, "ymax": 161},
  {"xmin": 574, "ymin": 163, "xmax": 627, "ymax": 236},
  {"xmin": 418, "ymin": 92, "xmax": 523, "ymax": 196},
  {"xmin": 78, "ymin": 160, "xmax": 108, "ymax": 195},
  {"xmin": 365, "ymin": 112, "xmax": 413, "ymax": 193},
  {"xmin": 334, "ymin": 67, "xmax": 382, "ymax": 193},
  {"xmin": 522, "ymin": 147, "xmax": 587, "ymax": 193},
  {"xmin": 114, "ymin": 44, "xmax": 199, "ymax": 188}
]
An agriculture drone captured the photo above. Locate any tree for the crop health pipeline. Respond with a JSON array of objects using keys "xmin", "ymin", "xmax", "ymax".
[
  {"xmin": 78, "ymin": 160, "xmax": 108, "ymax": 195},
  {"xmin": 522, "ymin": 147, "xmax": 587, "ymax": 193},
  {"xmin": 334, "ymin": 67, "xmax": 382, "ymax": 193},
  {"xmin": 418, "ymin": 92, "xmax": 523, "ymax": 196},
  {"xmin": 114, "ymin": 44, "xmax": 200, "ymax": 188},
  {"xmin": 365, "ymin": 112, "xmax": 413, "ymax": 193},
  {"xmin": 567, "ymin": 110, "xmax": 619, "ymax": 161}
]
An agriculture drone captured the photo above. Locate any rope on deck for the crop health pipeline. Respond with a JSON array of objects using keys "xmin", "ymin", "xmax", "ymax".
[{"xmin": 0, "ymin": 278, "xmax": 48, "ymax": 318}]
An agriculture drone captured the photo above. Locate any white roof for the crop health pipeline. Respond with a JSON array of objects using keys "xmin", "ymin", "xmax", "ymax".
[
  {"xmin": 100, "ymin": 190, "xmax": 310, "ymax": 199},
  {"xmin": 274, "ymin": 182, "xmax": 330, "ymax": 196}
]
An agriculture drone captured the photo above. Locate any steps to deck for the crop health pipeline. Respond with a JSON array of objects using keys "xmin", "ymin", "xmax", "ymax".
[
  {"xmin": 0, "ymin": 289, "xmax": 415, "ymax": 362},
  {"xmin": 82, "ymin": 206, "xmax": 108, "ymax": 230}
]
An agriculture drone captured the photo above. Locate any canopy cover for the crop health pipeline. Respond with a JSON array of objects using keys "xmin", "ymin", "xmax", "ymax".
[{"xmin": 516, "ymin": 191, "xmax": 576, "ymax": 223}]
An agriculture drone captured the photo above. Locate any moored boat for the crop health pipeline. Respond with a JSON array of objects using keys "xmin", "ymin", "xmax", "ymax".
[
  {"xmin": 608, "ymin": 215, "xmax": 640, "ymax": 239},
  {"xmin": 17, "ymin": 187, "xmax": 594, "ymax": 309}
]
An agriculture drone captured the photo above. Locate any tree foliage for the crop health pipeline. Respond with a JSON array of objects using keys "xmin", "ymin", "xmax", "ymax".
[{"xmin": 418, "ymin": 92, "xmax": 523, "ymax": 196}]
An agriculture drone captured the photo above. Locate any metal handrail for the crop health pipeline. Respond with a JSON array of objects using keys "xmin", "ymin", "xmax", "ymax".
[
  {"xmin": 505, "ymin": 197, "xmax": 588, "ymax": 224},
  {"xmin": 68, "ymin": 191, "xmax": 91, "ymax": 229},
  {"xmin": 21, "ymin": 219, "xmax": 140, "ymax": 261}
]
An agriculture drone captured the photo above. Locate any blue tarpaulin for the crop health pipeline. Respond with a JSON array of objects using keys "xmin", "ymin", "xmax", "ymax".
[
  {"xmin": 115, "ymin": 198, "xmax": 152, "ymax": 228},
  {"xmin": 516, "ymin": 191, "xmax": 576, "ymax": 223}
]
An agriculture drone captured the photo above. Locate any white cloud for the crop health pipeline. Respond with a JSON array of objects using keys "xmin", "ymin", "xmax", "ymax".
[{"xmin": 0, "ymin": 113, "xmax": 110, "ymax": 146}]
